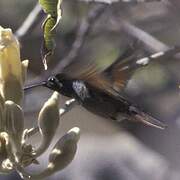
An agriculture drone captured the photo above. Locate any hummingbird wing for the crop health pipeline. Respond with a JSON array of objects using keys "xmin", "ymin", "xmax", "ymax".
[
  {"xmin": 60, "ymin": 46, "xmax": 180, "ymax": 129},
  {"xmin": 61, "ymin": 41, "xmax": 140, "ymax": 96},
  {"xmin": 104, "ymin": 45, "xmax": 180, "ymax": 93},
  {"xmin": 62, "ymin": 43, "xmax": 179, "ymax": 97}
]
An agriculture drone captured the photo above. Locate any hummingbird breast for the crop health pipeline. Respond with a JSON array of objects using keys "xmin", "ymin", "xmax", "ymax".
[
  {"xmin": 71, "ymin": 80, "xmax": 130, "ymax": 120},
  {"xmin": 59, "ymin": 78, "xmax": 166, "ymax": 129},
  {"xmin": 72, "ymin": 81, "xmax": 90, "ymax": 100}
]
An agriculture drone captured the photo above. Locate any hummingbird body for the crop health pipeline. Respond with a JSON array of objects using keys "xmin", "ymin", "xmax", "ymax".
[
  {"xmin": 44, "ymin": 74, "xmax": 166, "ymax": 129},
  {"xmin": 24, "ymin": 45, "xmax": 176, "ymax": 129}
]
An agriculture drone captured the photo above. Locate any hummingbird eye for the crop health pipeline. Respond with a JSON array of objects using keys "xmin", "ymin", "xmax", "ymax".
[
  {"xmin": 46, "ymin": 76, "xmax": 63, "ymax": 89},
  {"xmin": 48, "ymin": 77, "xmax": 56, "ymax": 83}
]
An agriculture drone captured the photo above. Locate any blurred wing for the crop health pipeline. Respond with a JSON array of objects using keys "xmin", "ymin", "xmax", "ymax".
[
  {"xmin": 61, "ymin": 42, "xmax": 141, "ymax": 96},
  {"xmin": 104, "ymin": 42, "xmax": 141, "ymax": 92},
  {"xmin": 104, "ymin": 45, "xmax": 180, "ymax": 93},
  {"xmin": 62, "ymin": 59, "xmax": 115, "ymax": 94},
  {"xmin": 61, "ymin": 43, "xmax": 179, "ymax": 97}
]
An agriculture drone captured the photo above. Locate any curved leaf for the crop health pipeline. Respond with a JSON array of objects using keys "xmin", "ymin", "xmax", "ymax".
[{"xmin": 39, "ymin": 0, "xmax": 62, "ymax": 69}]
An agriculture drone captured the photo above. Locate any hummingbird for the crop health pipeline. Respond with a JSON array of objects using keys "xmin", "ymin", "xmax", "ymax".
[{"xmin": 25, "ymin": 45, "xmax": 178, "ymax": 129}]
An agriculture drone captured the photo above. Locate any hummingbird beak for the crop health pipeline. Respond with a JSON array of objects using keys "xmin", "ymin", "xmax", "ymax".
[{"xmin": 24, "ymin": 81, "xmax": 46, "ymax": 91}]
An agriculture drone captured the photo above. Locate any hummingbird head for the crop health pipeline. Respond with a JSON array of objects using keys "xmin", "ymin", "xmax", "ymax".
[
  {"xmin": 24, "ymin": 74, "xmax": 73, "ymax": 97},
  {"xmin": 44, "ymin": 76, "xmax": 63, "ymax": 92},
  {"xmin": 24, "ymin": 76, "xmax": 63, "ymax": 91}
]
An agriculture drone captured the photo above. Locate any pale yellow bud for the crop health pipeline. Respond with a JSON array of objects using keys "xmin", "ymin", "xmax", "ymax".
[
  {"xmin": 48, "ymin": 127, "xmax": 80, "ymax": 173},
  {"xmin": 21, "ymin": 60, "xmax": 29, "ymax": 84},
  {"xmin": 0, "ymin": 133, "xmax": 8, "ymax": 164},
  {"xmin": 36, "ymin": 92, "xmax": 60, "ymax": 156},
  {"xmin": 0, "ymin": 26, "xmax": 23, "ymax": 104}
]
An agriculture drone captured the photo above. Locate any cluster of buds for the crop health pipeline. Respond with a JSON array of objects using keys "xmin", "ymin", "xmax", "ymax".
[{"xmin": 0, "ymin": 26, "xmax": 80, "ymax": 179}]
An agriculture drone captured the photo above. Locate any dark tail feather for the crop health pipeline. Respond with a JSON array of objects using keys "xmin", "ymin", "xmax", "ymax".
[
  {"xmin": 133, "ymin": 112, "xmax": 167, "ymax": 129},
  {"xmin": 129, "ymin": 106, "xmax": 167, "ymax": 129}
]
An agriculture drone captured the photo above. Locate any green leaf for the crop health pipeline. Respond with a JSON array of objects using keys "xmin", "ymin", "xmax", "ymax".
[
  {"xmin": 43, "ymin": 17, "xmax": 56, "ymax": 52},
  {"xmin": 39, "ymin": 0, "xmax": 62, "ymax": 69}
]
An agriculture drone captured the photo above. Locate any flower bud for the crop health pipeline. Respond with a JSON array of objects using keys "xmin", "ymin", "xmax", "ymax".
[
  {"xmin": 48, "ymin": 127, "xmax": 80, "ymax": 172},
  {"xmin": 0, "ymin": 133, "xmax": 8, "ymax": 164},
  {"xmin": 36, "ymin": 92, "xmax": 60, "ymax": 156},
  {"xmin": 0, "ymin": 93, "xmax": 4, "ymax": 131},
  {"xmin": 4, "ymin": 101, "xmax": 24, "ymax": 145},
  {"xmin": 21, "ymin": 60, "xmax": 29, "ymax": 84},
  {"xmin": 0, "ymin": 26, "xmax": 23, "ymax": 105}
]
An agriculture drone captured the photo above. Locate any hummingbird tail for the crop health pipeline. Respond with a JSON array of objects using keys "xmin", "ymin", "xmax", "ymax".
[{"xmin": 129, "ymin": 106, "xmax": 167, "ymax": 129}]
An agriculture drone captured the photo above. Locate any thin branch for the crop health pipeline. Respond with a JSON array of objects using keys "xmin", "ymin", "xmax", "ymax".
[
  {"xmin": 122, "ymin": 21, "xmax": 169, "ymax": 53},
  {"xmin": 54, "ymin": 4, "xmax": 107, "ymax": 74},
  {"xmin": 79, "ymin": 0, "xmax": 162, "ymax": 4},
  {"xmin": 15, "ymin": 3, "xmax": 43, "ymax": 41},
  {"xmin": 135, "ymin": 46, "xmax": 180, "ymax": 67}
]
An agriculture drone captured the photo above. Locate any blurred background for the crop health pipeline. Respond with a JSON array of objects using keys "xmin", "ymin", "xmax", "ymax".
[{"xmin": 1, "ymin": 0, "xmax": 180, "ymax": 179}]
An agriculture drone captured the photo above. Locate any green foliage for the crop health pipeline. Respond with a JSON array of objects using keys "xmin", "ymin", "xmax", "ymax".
[{"xmin": 39, "ymin": 0, "xmax": 62, "ymax": 69}]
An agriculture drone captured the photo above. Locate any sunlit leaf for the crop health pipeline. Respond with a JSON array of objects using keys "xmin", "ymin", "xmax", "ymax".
[{"xmin": 39, "ymin": 0, "xmax": 62, "ymax": 69}]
